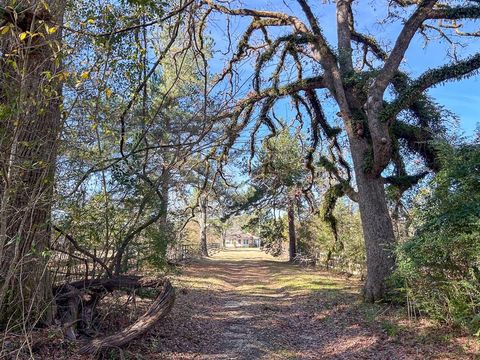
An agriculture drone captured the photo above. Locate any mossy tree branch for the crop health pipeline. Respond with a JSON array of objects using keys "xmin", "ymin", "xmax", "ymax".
[{"xmin": 383, "ymin": 53, "xmax": 480, "ymax": 122}]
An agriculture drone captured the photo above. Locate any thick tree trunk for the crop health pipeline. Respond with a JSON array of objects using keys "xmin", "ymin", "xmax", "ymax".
[
  {"xmin": 338, "ymin": 77, "xmax": 397, "ymax": 302},
  {"xmin": 0, "ymin": 1, "xmax": 64, "ymax": 328},
  {"xmin": 287, "ymin": 198, "xmax": 297, "ymax": 262},
  {"xmin": 199, "ymin": 195, "xmax": 209, "ymax": 257},
  {"xmin": 355, "ymin": 167, "xmax": 396, "ymax": 302}
]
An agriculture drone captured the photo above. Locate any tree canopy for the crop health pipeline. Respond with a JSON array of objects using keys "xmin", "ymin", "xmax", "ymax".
[{"xmin": 0, "ymin": 0, "xmax": 479, "ymax": 355}]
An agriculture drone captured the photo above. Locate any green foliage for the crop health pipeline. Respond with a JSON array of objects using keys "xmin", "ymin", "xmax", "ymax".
[
  {"xmin": 320, "ymin": 183, "xmax": 344, "ymax": 244},
  {"xmin": 244, "ymin": 211, "xmax": 286, "ymax": 257},
  {"xmin": 362, "ymin": 148, "xmax": 374, "ymax": 173},
  {"xmin": 53, "ymin": 1, "xmax": 207, "ymax": 276},
  {"xmin": 146, "ymin": 225, "xmax": 173, "ymax": 271},
  {"xmin": 393, "ymin": 142, "xmax": 480, "ymax": 332},
  {"xmin": 298, "ymin": 202, "xmax": 365, "ymax": 274},
  {"xmin": 383, "ymin": 53, "xmax": 480, "ymax": 122},
  {"xmin": 124, "ymin": 0, "xmax": 168, "ymax": 13},
  {"xmin": 255, "ymin": 130, "xmax": 305, "ymax": 188}
]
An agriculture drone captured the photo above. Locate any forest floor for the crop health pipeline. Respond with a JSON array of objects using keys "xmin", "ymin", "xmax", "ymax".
[
  {"xmin": 24, "ymin": 249, "xmax": 480, "ymax": 359},
  {"xmin": 129, "ymin": 248, "xmax": 479, "ymax": 360}
]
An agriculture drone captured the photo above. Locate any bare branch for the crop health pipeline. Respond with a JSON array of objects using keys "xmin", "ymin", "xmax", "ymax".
[
  {"xmin": 52, "ymin": 225, "xmax": 112, "ymax": 278},
  {"xmin": 371, "ymin": 0, "xmax": 438, "ymax": 97},
  {"xmin": 336, "ymin": 0, "xmax": 354, "ymax": 73}
]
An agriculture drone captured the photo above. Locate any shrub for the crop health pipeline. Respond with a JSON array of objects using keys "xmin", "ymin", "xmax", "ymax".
[
  {"xmin": 393, "ymin": 142, "xmax": 480, "ymax": 332},
  {"xmin": 297, "ymin": 201, "xmax": 365, "ymax": 275},
  {"xmin": 251, "ymin": 215, "xmax": 286, "ymax": 257}
]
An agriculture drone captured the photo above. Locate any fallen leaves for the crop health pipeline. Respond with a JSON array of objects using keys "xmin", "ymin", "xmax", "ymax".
[{"xmin": 9, "ymin": 249, "xmax": 479, "ymax": 359}]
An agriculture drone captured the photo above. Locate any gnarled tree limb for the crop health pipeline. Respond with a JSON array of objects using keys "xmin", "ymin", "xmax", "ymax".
[{"xmin": 78, "ymin": 278, "xmax": 175, "ymax": 355}]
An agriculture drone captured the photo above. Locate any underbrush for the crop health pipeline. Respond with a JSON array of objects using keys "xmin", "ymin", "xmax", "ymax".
[{"xmin": 392, "ymin": 143, "xmax": 480, "ymax": 335}]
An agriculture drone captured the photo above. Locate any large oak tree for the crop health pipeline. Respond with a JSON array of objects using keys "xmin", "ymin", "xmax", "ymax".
[{"xmin": 197, "ymin": 0, "xmax": 480, "ymax": 301}]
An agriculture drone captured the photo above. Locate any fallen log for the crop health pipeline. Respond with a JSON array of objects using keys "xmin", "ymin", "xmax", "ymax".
[
  {"xmin": 53, "ymin": 276, "xmax": 175, "ymax": 353},
  {"xmin": 54, "ymin": 275, "xmax": 163, "ymax": 294},
  {"xmin": 78, "ymin": 278, "xmax": 175, "ymax": 355}
]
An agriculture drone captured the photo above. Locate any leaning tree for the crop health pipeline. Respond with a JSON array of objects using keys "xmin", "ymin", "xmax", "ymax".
[{"xmin": 195, "ymin": 0, "xmax": 480, "ymax": 301}]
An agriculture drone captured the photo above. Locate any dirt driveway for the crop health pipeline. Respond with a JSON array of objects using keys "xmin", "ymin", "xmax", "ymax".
[{"xmin": 135, "ymin": 249, "xmax": 479, "ymax": 359}]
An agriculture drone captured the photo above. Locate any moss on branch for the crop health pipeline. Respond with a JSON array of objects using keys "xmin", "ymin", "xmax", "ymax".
[{"xmin": 383, "ymin": 53, "xmax": 480, "ymax": 122}]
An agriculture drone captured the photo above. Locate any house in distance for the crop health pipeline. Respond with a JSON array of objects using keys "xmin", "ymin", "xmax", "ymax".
[{"xmin": 225, "ymin": 229, "xmax": 260, "ymax": 248}]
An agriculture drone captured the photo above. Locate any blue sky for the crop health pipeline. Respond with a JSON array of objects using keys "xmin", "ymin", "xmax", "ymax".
[{"xmin": 206, "ymin": 0, "xmax": 479, "ymax": 138}]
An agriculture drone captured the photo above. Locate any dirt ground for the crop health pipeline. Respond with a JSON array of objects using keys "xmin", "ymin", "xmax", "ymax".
[
  {"xmin": 131, "ymin": 249, "xmax": 479, "ymax": 360},
  {"xmin": 12, "ymin": 249, "xmax": 480, "ymax": 359}
]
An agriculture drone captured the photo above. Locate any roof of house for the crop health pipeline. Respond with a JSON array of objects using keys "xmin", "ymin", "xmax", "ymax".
[{"xmin": 227, "ymin": 230, "xmax": 259, "ymax": 239}]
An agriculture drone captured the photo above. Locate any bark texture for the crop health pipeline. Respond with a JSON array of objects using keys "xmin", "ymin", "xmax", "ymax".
[
  {"xmin": 79, "ymin": 279, "xmax": 174, "ymax": 355},
  {"xmin": 347, "ymin": 116, "xmax": 396, "ymax": 302},
  {"xmin": 0, "ymin": 0, "xmax": 64, "ymax": 328},
  {"xmin": 355, "ymin": 172, "xmax": 396, "ymax": 302}
]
